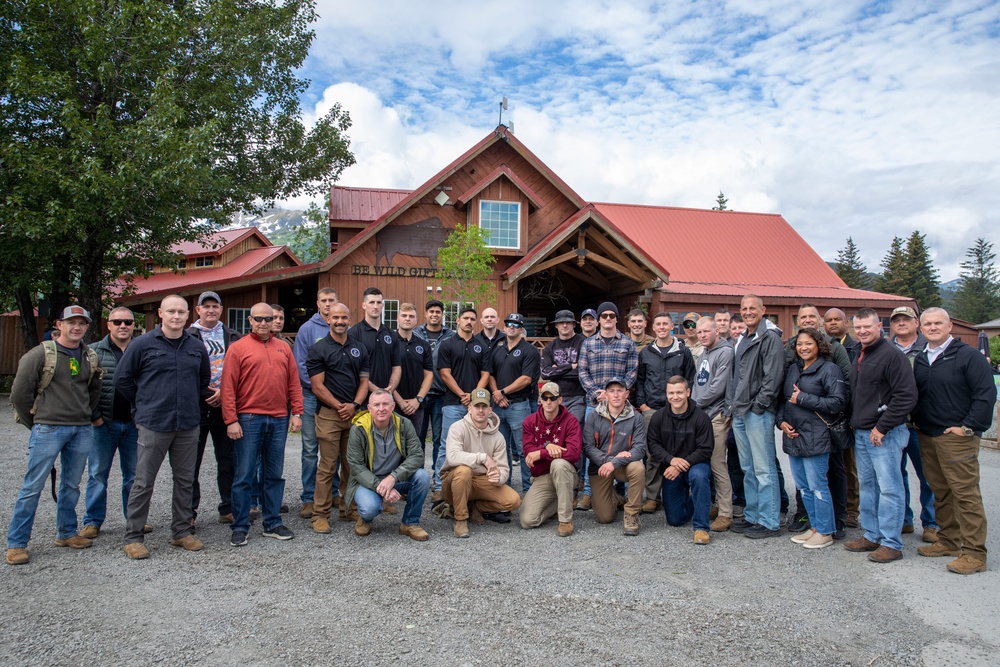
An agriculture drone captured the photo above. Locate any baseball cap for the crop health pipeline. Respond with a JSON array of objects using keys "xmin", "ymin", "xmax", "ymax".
[
  {"xmin": 470, "ymin": 388, "xmax": 491, "ymax": 407},
  {"xmin": 581, "ymin": 308, "xmax": 598, "ymax": 320},
  {"xmin": 198, "ymin": 291, "xmax": 222, "ymax": 305},
  {"xmin": 539, "ymin": 381, "xmax": 561, "ymax": 397},
  {"xmin": 504, "ymin": 313, "xmax": 525, "ymax": 327},
  {"xmin": 890, "ymin": 306, "xmax": 917, "ymax": 320},
  {"xmin": 683, "ymin": 312, "xmax": 700, "ymax": 324},
  {"xmin": 551, "ymin": 310, "xmax": 576, "ymax": 324},
  {"xmin": 60, "ymin": 305, "xmax": 92, "ymax": 323},
  {"xmin": 604, "ymin": 377, "xmax": 627, "ymax": 389}
]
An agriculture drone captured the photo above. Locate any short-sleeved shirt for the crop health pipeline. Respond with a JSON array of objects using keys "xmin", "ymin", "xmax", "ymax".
[
  {"xmin": 348, "ymin": 320, "xmax": 400, "ymax": 389},
  {"xmin": 491, "ymin": 337, "xmax": 541, "ymax": 403},
  {"xmin": 437, "ymin": 334, "xmax": 492, "ymax": 406},
  {"xmin": 396, "ymin": 332, "xmax": 433, "ymax": 400},
  {"xmin": 473, "ymin": 330, "xmax": 504, "ymax": 355},
  {"xmin": 305, "ymin": 334, "xmax": 370, "ymax": 405}
]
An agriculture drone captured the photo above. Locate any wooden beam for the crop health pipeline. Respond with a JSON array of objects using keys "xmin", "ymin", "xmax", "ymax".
[
  {"xmin": 556, "ymin": 263, "xmax": 610, "ymax": 291},
  {"xmin": 576, "ymin": 229, "xmax": 587, "ymax": 267},
  {"xmin": 517, "ymin": 250, "xmax": 579, "ymax": 280},
  {"xmin": 586, "ymin": 252, "xmax": 648, "ymax": 283},
  {"xmin": 585, "ymin": 229, "xmax": 652, "ymax": 282}
]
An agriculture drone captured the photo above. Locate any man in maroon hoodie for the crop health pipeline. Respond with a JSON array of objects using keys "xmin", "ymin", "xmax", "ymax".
[{"xmin": 519, "ymin": 382, "xmax": 582, "ymax": 536}]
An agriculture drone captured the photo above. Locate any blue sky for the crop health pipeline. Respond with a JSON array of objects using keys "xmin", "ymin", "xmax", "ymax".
[{"xmin": 293, "ymin": 0, "xmax": 1000, "ymax": 281}]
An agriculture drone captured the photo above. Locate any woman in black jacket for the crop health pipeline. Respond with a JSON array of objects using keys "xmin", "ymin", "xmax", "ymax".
[{"xmin": 778, "ymin": 328, "xmax": 846, "ymax": 550}]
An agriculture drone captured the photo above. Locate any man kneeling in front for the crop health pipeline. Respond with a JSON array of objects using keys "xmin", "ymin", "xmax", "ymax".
[
  {"xmin": 520, "ymin": 382, "xmax": 582, "ymax": 536},
  {"xmin": 346, "ymin": 390, "xmax": 430, "ymax": 541},
  {"xmin": 441, "ymin": 388, "xmax": 521, "ymax": 538}
]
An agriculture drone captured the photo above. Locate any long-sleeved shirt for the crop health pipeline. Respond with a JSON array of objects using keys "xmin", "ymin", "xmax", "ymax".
[
  {"xmin": 578, "ymin": 331, "xmax": 638, "ymax": 406},
  {"xmin": 221, "ymin": 334, "xmax": 304, "ymax": 424}
]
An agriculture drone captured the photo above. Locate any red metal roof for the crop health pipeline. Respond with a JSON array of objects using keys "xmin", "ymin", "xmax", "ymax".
[
  {"xmin": 661, "ymin": 281, "xmax": 910, "ymax": 304},
  {"xmin": 592, "ymin": 203, "xmax": 847, "ymax": 288},
  {"xmin": 329, "ymin": 186, "xmax": 411, "ymax": 223},
  {"xmin": 116, "ymin": 245, "xmax": 296, "ymax": 299},
  {"xmin": 166, "ymin": 227, "xmax": 265, "ymax": 257}
]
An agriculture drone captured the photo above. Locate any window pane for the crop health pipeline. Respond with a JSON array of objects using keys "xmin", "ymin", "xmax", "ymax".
[
  {"xmin": 383, "ymin": 299, "xmax": 399, "ymax": 331},
  {"xmin": 228, "ymin": 308, "xmax": 252, "ymax": 335},
  {"xmin": 479, "ymin": 200, "xmax": 520, "ymax": 249}
]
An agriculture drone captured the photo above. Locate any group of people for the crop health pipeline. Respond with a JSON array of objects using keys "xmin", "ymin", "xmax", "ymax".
[{"xmin": 6, "ymin": 289, "xmax": 995, "ymax": 577}]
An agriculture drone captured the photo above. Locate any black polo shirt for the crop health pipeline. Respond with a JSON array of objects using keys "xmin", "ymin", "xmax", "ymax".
[
  {"xmin": 473, "ymin": 330, "xmax": 504, "ymax": 355},
  {"xmin": 348, "ymin": 320, "xmax": 400, "ymax": 389},
  {"xmin": 305, "ymin": 334, "xmax": 370, "ymax": 405},
  {"xmin": 395, "ymin": 331, "xmax": 432, "ymax": 400},
  {"xmin": 438, "ymin": 334, "xmax": 492, "ymax": 406},
  {"xmin": 491, "ymin": 337, "xmax": 541, "ymax": 403}
]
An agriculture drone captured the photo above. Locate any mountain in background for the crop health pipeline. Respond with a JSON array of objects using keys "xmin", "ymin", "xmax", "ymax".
[{"xmin": 230, "ymin": 208, "xmax": 314, "ymax": 249}]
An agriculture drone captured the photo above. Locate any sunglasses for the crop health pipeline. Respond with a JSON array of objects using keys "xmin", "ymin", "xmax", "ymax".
[
  {"xmin": 600, "ymin": 313, "xmax": 617, "ymax": 319},
  {"xmin": 110, "ymin": 319, "xmax": 135, "ymax": 326},
  {"xmin": 506, "ymin": 322, "xmax": 522, "ymax": 328},
  {"xmin": 683, "ymin": 322, "xmax": 697, "ymax": 329},
  {"xmin": 540, "ymin": 395, "xmax": 559, "ymax": 402},
  {"xmin": 250, "ymin": 316, "xmax": 275, "ymax": 323}
]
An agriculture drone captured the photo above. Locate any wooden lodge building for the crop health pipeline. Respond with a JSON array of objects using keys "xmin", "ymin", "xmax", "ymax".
[{"xmin": 113, "ymin": 124, "xmax": 917, "ymax": 341}]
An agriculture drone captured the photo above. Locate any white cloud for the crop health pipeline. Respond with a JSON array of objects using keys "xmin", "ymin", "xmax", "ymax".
[{"xmin": 290, "ymin": 0, "xmax": 1000, "ymax": 280}]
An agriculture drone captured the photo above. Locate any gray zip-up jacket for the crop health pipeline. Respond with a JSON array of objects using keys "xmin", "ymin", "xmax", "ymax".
[
  {"xmin": 691, "ymin": 338, "xmax": 733, "ymax": 419},
  {"xmin": 725, "ymin": 326, "xmax": 785, "ymax": 417},
  {"xmin": 582, "ymin": 401, "xmax": 647, "ymax": 474}
]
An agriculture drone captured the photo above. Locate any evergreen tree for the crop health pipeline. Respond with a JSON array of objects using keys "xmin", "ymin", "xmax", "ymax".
[
  {"xmin": 952, "ymin": 238, "xmax": 1000, "ymax": 323},
  {"xmin": 904, "ymin": 231, "xmax": 941, "ymax": 308},
  {"xmin": 712, "ymin": 191, "xmax": 728, "ymax": 211},
  {"xmin": 835, "ymin": 237, "xmax": 872, "ymax": 290},
  {"xmin": 877, "ymin": 236, "xmax": 910, "ymax": 296}
]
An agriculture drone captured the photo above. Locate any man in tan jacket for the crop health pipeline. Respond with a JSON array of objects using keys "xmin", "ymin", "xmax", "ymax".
[{"xmin": 440, "ymin": 388, "xmax": 521, "ymax": 538}]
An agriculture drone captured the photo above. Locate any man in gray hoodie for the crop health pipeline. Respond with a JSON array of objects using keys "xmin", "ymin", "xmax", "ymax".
[{"xmin": 692, "ymin": 317, "xmax": 734, "ymax": 532}]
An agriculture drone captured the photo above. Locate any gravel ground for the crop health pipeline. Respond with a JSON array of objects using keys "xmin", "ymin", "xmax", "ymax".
[{"xmin": 1, "ymin": 406, "xmax": 997, "ymax": 666}]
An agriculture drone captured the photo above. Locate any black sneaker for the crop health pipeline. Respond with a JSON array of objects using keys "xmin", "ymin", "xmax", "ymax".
[
  {"xmin": 231, "ymin": 530, "xmax": 248, "ymax": 547},
  {"xmin": 483, "ymin": 511, "xmax": 512, "ymax": 524},
  {"xmin": 788, "ymin": 514, "xmax": 811, "ymax": 534},
  {"xmin": 262, "ymin": 525, "xmax": 294, "ymax": 541},
  {"xmin": 730, "ymin": 518, "xmax": 754, "ymax": 534},
  {"xmin": 833, "ymin": 519, "xmax": 846, "ymax": 541},
  {"xmin": 744, "ymin": 524, "xmax": 781, "ymax": 539},
  {"xmin": 280, "ymin": 504, "xmax": 289, "ymax": 514}
]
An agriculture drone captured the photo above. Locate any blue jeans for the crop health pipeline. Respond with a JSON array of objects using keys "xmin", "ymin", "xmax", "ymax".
[
  {"xmin": 788, "ymin": 453, "xmax": 835, "ymax": 535},
  {"xmin": 496, "ymin": 399, "xmax": 534, "ymax": 494},
  {"xmin": 83, "ymin": 419, "xmax": 139, "ymax": 528},
  {"xmin": 436, "ymin": 404, "xmax": 468, "ymax": 491},
  {"xmin": 901, "ymin": 427, "xmax": 937, "ymax": 529},
  {"xmin": 355, "ymin": 468, "xmax": 430, "ymax": 526},
  {"xmin": 231, "ymin": 414, "xmax": 289, "ymax": 533},
  {"xmin": 7, "ymin": 424, "xmax": 92, "ymax": 547},
  {"xmin": 854, "ymin": 424, "xmax": 907, "ymax": 551},
  {"xmin": 300, "ymin": 387, "xmax": 318, "ymax": 504},
  {"xmin": 731, "ymin": 410, "xmax": 780, "ymax": 530},
  {"xmin": 580, "ymin": 406, "xmax": 600, "ymax": 496},
  {"xmin": 418, "ymin": 394, "xmax": 444, "ymax": 487},
  {"xmin": 661, "ymin": 461, "xmax": 712, "ymax": 531}
]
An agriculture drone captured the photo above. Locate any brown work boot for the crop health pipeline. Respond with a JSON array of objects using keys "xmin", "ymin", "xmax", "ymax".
[
  {"xmin": 709, "ymin": 504, "xmax": 719, "ymax": 520},
  {"xmin": 54, "ymin": 535, "xmax": 93, "ymax": 549},
  {"xmin": 623, "ymin": 513, "xmax": 640, "ymax": 537},
  {"xmin": 453, "ymin": 519, "xmax": 469, "ymax": 538},
  {"xmin": 843, "ymin": 536, "xmax": 879, "ymax": 552},
  {"xmin": 575, "ymin": 494, "xmax": 591, "ymax": 511},
  {"xmin": 844, "ymin": 514, "xmax": 859, "ymax": 528},
  {"xmin": 5, "ymin": 548, "xmax": 29, "ymax": 565},
  {"xmin": 383, "ymin": 503, "xmax": 398, "ymax": 515},
  {"xmin": 399, "ymin": 524, "xmax": 430, "ymax": 541},
  {"xmin": 143, "ymin": 524, "xmax": 153, "ymax": 534},
  {"xmin": 710, "ymin": 516, "xmax": 732, "ymax": 532},
  {"xmin": 917, "ymin": 541, "xmax": 961, "ymax": 558},
  {"xmin": 693, "ymin": 529, "xmax": 710, "ymax": 545},
  {"xmin": 78, "ymin": 525, "xmax": 99, "ymax": 539},
  {"xmin": 641, "ymin": 499, "xmax": 659, "ymax": 514},
  {"xmin": 867, "ymin": 546, "xmax": 902, "ymax": 563},
  {"xmin": 333, "ymin": 496, "xmax": 344, "ymax": 509},
  {"xmin": 299, "ymin": 502, "xmax": 314, "ymax": 519},
  {"xmin": 469, "ymin": 502, "xmax": 485, "ymax": 525},
  {"xmin": 430, "ymin": 491, "xmax": 443, "ymax": 504},
  {"xmin": 123, "ymin": 542, "xmax": 150, "ymax": 560},
  {"xmin": 557, "ymin": 521, "xmax": 574, "ymax": 537},
  {"xmin": 901, "ymin": 524, "xmax": 914, "ymax": 534},
  {"xmin": 170, "ymin": 534, "xmax": 204, "ymax": 551},
  {"xmin": 921, "ymin": 527, "xmax": 939, "ymax": 543},
  {"xmin": 354, "ymin": 518, "xmax": 371, "ymax": 537},
  {"xmin": 946, "ymin": 554, "xmax": 987, "ymax": 575},
  {"xmin": 312, "ymin": 517, "xmax": 331, "ymax": 534},
  {"xmin": 218, "ymin": 513, "xmax": 234, "ymax": 524}
]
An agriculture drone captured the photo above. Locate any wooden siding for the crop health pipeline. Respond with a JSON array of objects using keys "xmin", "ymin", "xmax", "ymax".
[
  {"xmin": 257, "ymin": 256, "xmax": 295, "ymax": 273},
  {"xmin": 218, "ymin": 235, "xmax": 267, "ymax": 266},
  {"xmin": 0, "ymin": 317, "xmax": 46, "ymax": 375}
]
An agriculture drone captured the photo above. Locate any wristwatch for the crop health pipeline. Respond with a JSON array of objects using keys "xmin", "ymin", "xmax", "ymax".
[
  {"xmin": 416, "ymin": 396, "xmax": 425, "ymax": 404},
  {"xmin": 353, "ymin": 402, "xmax": 362, "ymax": 410},
  {"xmin": 291, "ymin": 413, "xmax": 302, "ymax": 418},
  {"xmin": 961, "ymin": 426, "xmax": 974, "ymax": 437}
]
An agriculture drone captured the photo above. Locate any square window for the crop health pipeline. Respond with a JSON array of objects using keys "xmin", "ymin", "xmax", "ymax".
[
  {"xmin": 444, "ymin": 301, "xmax": 475, "ymax": 330},
  {"xmin": 228, "ymin": 308, "xmax": 252, "ymax": 335},
  {"xmin": 383, "ymin": 299, "xmax": 399, "ymax": 331},
  {"xmin": 478, "ymin": 200, "xmax": 520, "ymax": 249},
  {"xmin": 176, "ymin": 259, "xmax": 187, "ymax": 269}
]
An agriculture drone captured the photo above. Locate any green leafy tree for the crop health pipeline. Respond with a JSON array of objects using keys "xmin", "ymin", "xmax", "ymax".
[
  {"xmin": 952, "ymin": 238, "xmax": 1000, "ymax": 323},
  {"xmin": 288, "ymin": 202, "xmax": 332, "ymax": 264},
  {"xmin": 877, "ymin": 236, "xmax": 910, "ymax": 296},
  {"xmin": 835, "ymin": 237, "xmax": 872, "ymax": 290},
  {"xmin": 712, "ymin": 191, "xmax": 728, "ymax": 211},
  {"xmin": 436, "ymin": 224, "xmax": 497, "ymax": 311},
  {"xmin": 904, "ymin": 231, "xmax": 941, "ymax": 309},
  {"xmin": 0, "ymin": 0, "xmax": 355, "ymax": 345}
]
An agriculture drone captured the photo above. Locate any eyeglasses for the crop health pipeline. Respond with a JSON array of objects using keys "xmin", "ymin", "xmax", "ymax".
[
  {"xmin": 540, "ymin": 395, "xmax": 559, "ymax": 402},
  {"xmin": 683, "ymin": 322, "xmax": 697, "ymax": 329},
  {"xmin": 109, "ymin": 319, "xmax": 135, "ymax": 326},
  {"xmin": 600, "ymin": 313, "xmax": 617, "ymax": 320},
  {"xmin": 506, "ymin": 322, "xmax": 522, "ymax": 328},
  {"xmin": 250, "ymin": 316, "xmax": 275, "ymax": 323}
]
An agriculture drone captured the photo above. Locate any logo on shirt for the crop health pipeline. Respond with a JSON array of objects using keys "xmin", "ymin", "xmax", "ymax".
[
  {"xmin": 473, "ymin": 345, "xmax": 482, "ymax": 353},
  {"xmin": 350, "ymin": 348, "xmax": 361, "ymax": 358},
  {"xmin": 513, "ymin": 349, "xmax": 522, "ymax": 357},
  {"xmin": 415, "ymin": 345, "xmax": 424, "ymax": 354},
  {"xmin": 383, "ymin": 335, "xmax": 392, "ymax": 345}
]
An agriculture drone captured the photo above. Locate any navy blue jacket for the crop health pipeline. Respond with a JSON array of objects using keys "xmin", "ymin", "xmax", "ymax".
[
  {"xmin": 114, "ymin": 327, "xmax": 211, "ymax": 432},
  {"xmin": 913, "ymin": 339, "xmax": 996, "ymax": 436},
  {"xmin": 777, "ymin": 356, "xmax": 847, "ymax": 458}
]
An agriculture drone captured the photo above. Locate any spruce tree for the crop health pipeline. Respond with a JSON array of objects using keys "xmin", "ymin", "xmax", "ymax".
[
  {"xmin": 712, "ymin": 191, "xmax": 728, "ymax": 211},
  {"xmin": 904, "ymin": 231, "xmax": 941, "ymax": 309},
  {"xmin": 877, "ymin": 236, "xmax": 909, "ymax": 296},
  {"xmin": 835, "ymin": 237, "xmax": 872, "ymax": 290},
  {"xmin": 952, "ymin": 238, "xmax": 1000, "ymax": 323}
]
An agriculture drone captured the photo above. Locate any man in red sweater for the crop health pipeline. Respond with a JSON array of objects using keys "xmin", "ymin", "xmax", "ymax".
[
  {"xmin": 520, "ymin": 382, "xmax": 582, "ymax": 536},
  {"xmin": 222, "ymin": 303, "xmax": 303, "ymax": 548}
]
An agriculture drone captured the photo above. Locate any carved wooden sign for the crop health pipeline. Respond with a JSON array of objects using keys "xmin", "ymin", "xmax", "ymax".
[{"xmin": 375, "ymin": 216, "xmax": 450, "ymax": 267}]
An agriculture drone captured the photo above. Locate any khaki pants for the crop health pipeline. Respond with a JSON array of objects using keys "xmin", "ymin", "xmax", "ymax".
[
  {"xmin": 843, "ymin": 446, "xmax": 860, "ymax": 517},
  {"xmin": 314, "ymin": 405, "xmax": 351, "ymax": 520},
  {"xmin": 642, "ymin": 409, "xmax": 663, "ymax": 503},
  {"xmin": 519, "ymin": 459, "xmax": 576, "ymax": 528},
  {"xmin": 919, "ymin": 432, "xmax": 988, "ymax": 562},
  {"xmin": 710, "ymin": 413, "xmax": 734, "ymax": 519},
  {"xmin": 442, "ymin": 465, "xmax": 521, "ymax": 521},
  {"xmin": 590, "ymin": 460, "xmax": 644, "ymax": 524}
]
